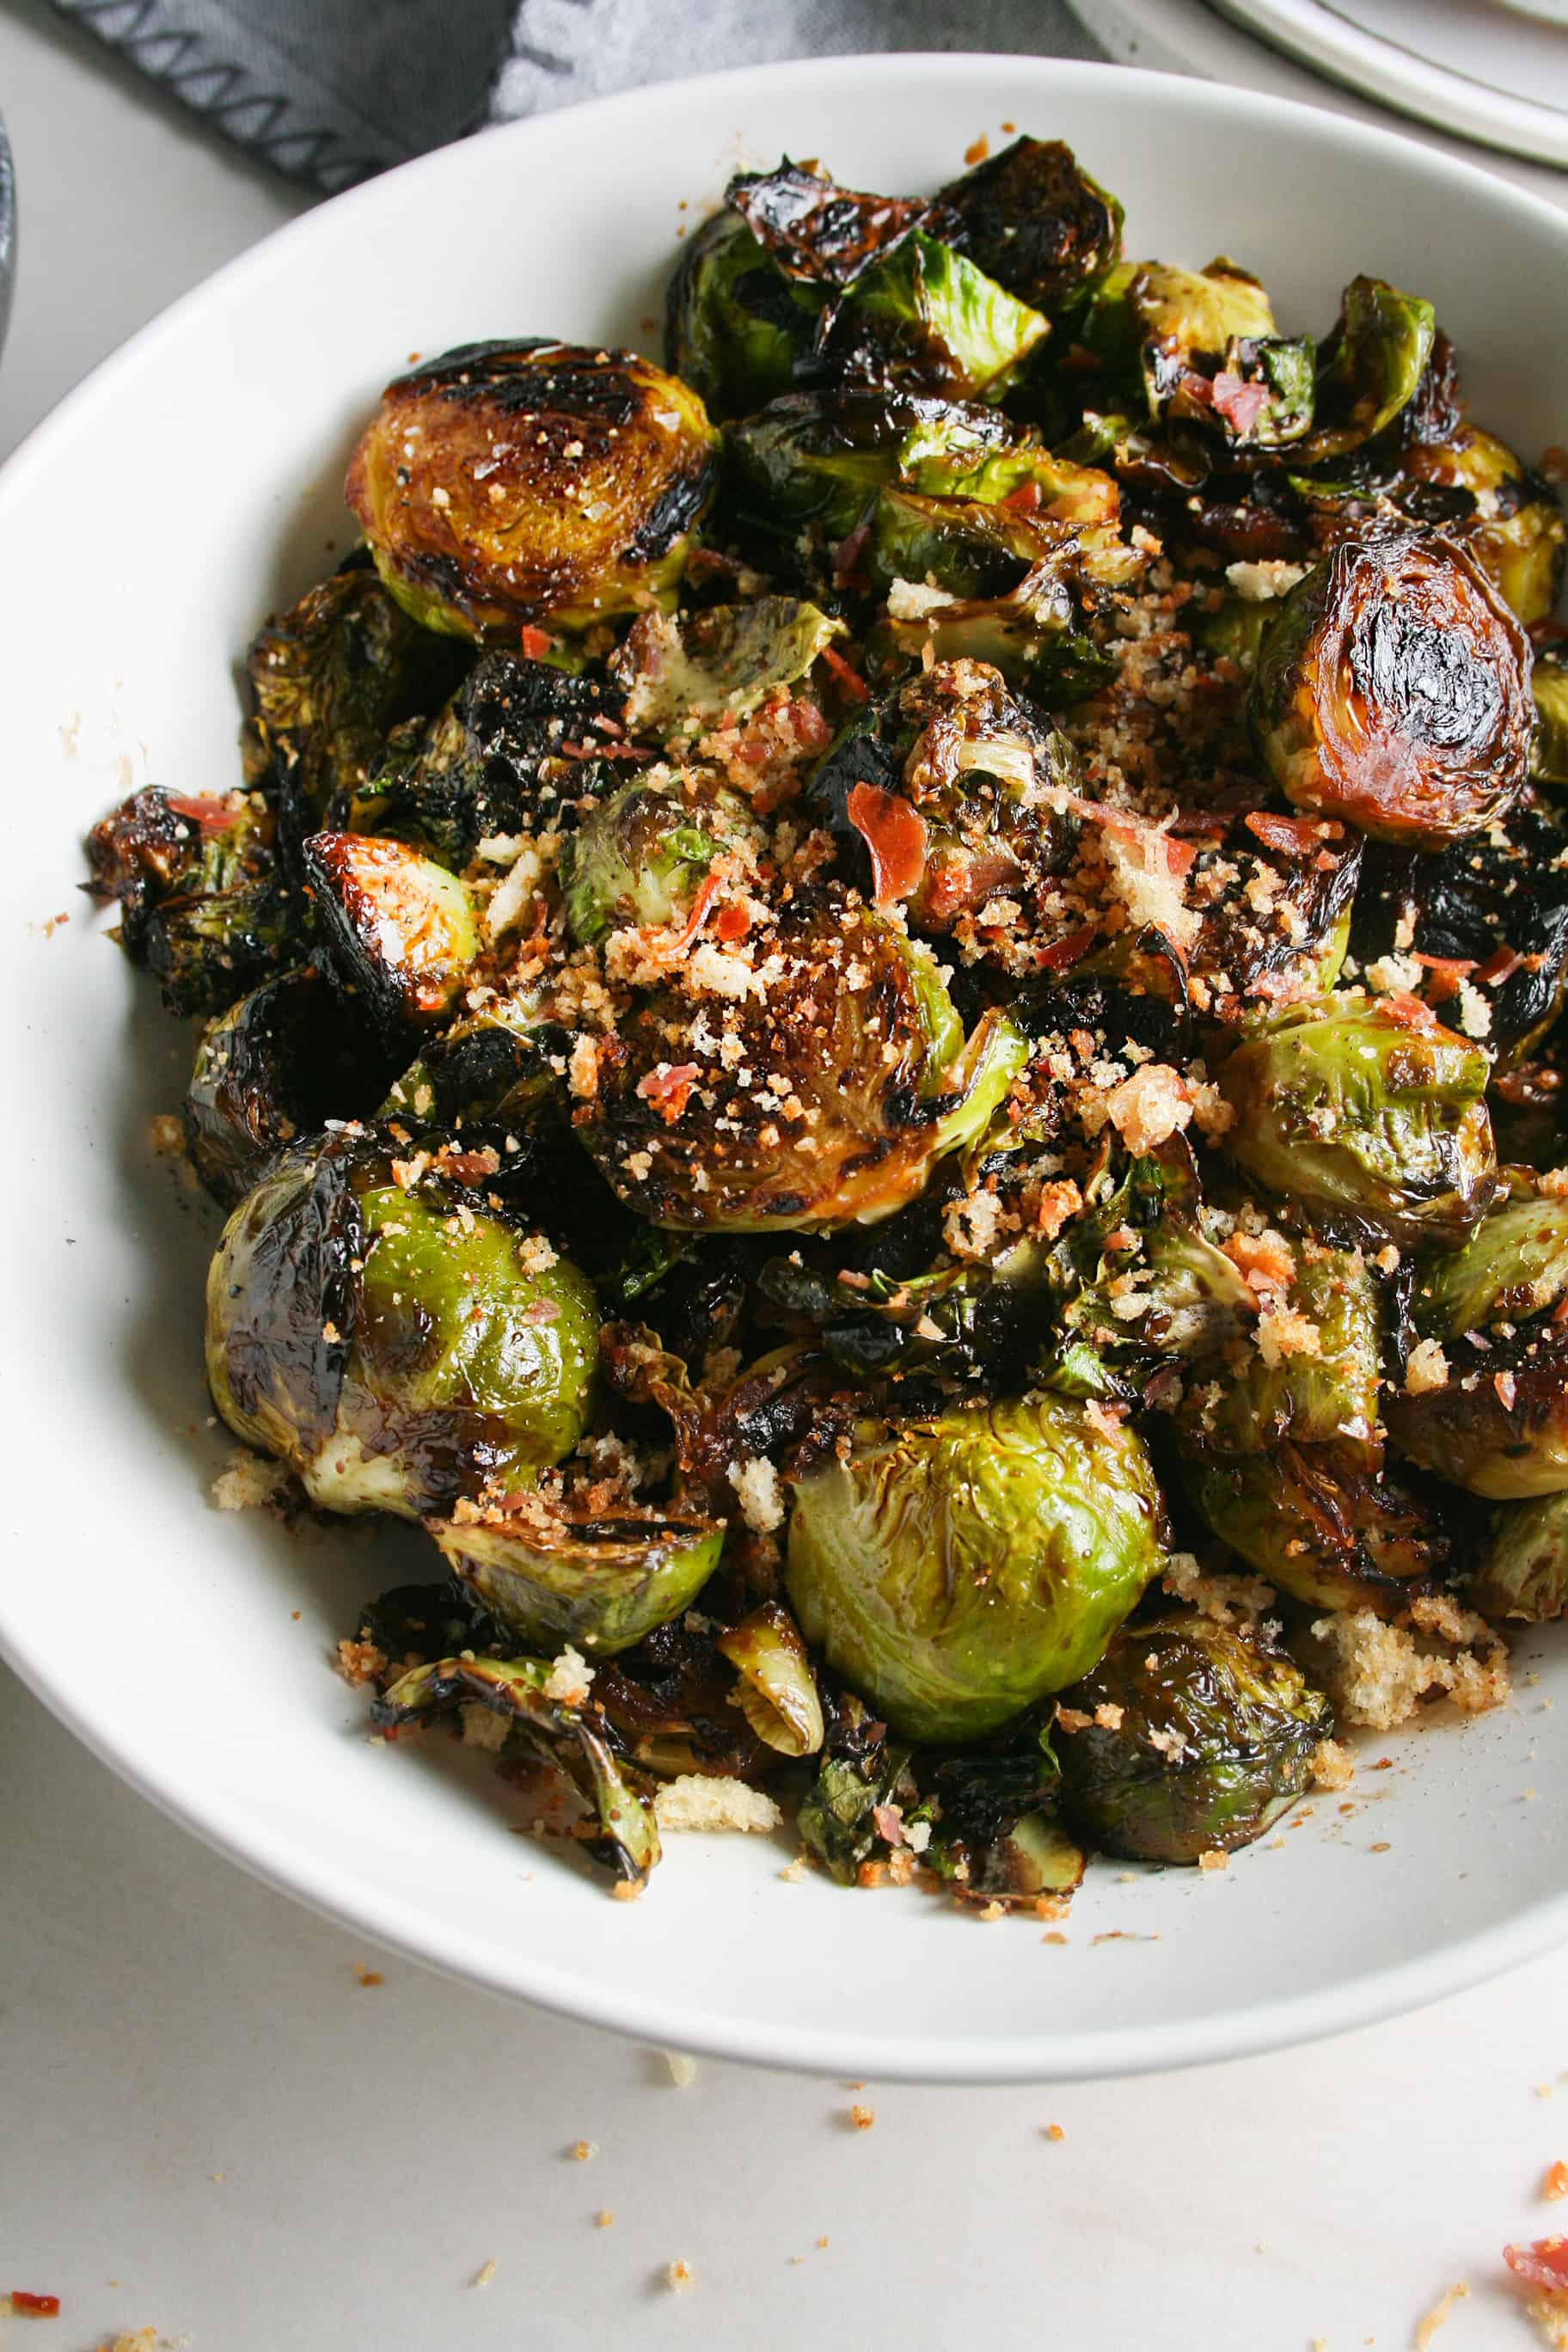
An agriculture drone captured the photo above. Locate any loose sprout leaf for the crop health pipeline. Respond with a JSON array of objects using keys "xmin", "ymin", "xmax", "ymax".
[
  {"xmin": 827, "ymin": 230, "xmax": 1050, "ymax": 405},
  {"xmin": 185, "ymin": 965, "xmax": 395, "ymax": 1208},
  {"xmin": 665, "ymin": 208, "xmax": 830, "ymax": 420},
  {"xmin": 724, "ymin": 388, "xmax": 1014, "ymax": 543},
  {"xmin": 1179, "ymin": 1439, "xmax": 1448, "ymax": 1614},
  {"xmin": 429, "ymin": 1505, "xmax": 725, "ymax": 1657},
  {"xmin": 1306, "ymin": 275, "xmax": 1436, "ymax": 463},
  {"xmin": 612, "ymin": 597, "xmax": 844, "ymax": 741},
  {"xmin": 372, "ymin": 1654, "xmax": 660, "ymax": 1885},
  {"xmin": 933, "ymin": 136, "xmax": 1124, "ymax": 319},
  {"xmin": 1400, "ymin": 426, "xmax": 1565, "ymax": 627},
  {"xmin": 716, "ymin": 1602, "xmax": 825, "ymax": 1757},
  {"xmin": 1472, "ymin": 1491, "xmax": 1568, "ymax": 1621},
  {"xmin": 1415, "ymin": 1196, "xmax": 1568, "ymax": 1340},
  {"xmin": 84, "ymin": 787, "xmax": 289, "ymax": 1018}
]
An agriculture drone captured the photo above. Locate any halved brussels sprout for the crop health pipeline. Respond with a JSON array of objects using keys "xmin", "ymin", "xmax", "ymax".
[
  {"xmin": 867, "ymin": 484, "xmax": 1069, "ymax": 601},
  {"xmin": 1216, "ymin": 997, "xmax": 1497, "ymax": 1249},
  {"xmin": 724, "ymin": 389, "xmax": 1012, "ymax": 542},
  {"xmin": 933, "ymin": 135, "xmax": 1124, "ymax": 319},
  {"xmin": 872, "ymin": 589, "xmax": 1118, "ymax": 707},
  {"xmin": 558, "ymin": 775, "xmax": 742, "ymax": 946},
  {"xmin": 1471, "ymin": 1490, "xmax": 1568, "ymax": 1620},
  {"xmin": 1415, "ymin": 1194, "xmax": 1568, "ymax": 1339},
  {"xmin": 828, "ymin": 229, "xmax": 1049, "ymax": 404},
  {"xmin": 372, "ymin": 1652, "xmax": 659, "ymax": 1886},
  {"xmin": 185, "ymin": 966, "xmax": 391, "ymax": 1208},
  {"xmin": 1168, "ymin": 335, "xmax": 1315, "ymax": 451},
  {"xmin": 85, "ymin": 786, "xmax": 286, "ymax": 1018},
  {"xmin": 1400, "ymin": 428, "xmax": 1565, "ymax": 627},
  {"xmin": 303, "ymin": 832, "xmax": 478, "ymax": 1032},
  {"xmin": 1250, "ymin": 534, "xmax": 1534, "ymax": 848},
  {"xmin": 334, "ymin": 653, "xmax": 628, "ymax": 871},
  {"xmin": 429, "ymin": 1502, "xmax": 725, "ymax": 1656},
  {"xmin": 1386, "ymin": 1327, "xmax": 1568, "ymax": 1498},
  {"xmin": 665, "ymin": 205, "xmax": 830, "ymax": 420},
  {"xmin": 579, "ymin": 887, "xmax": 1026, "ymax": 1232},
  {"xmin": 716, "ymin": 1602, "xmax": 824, "ymax": 1757},
  {"xmin": 345, "ymin": 340, "xmax": 719, "ymax": 638},
  {"xmin": 1055, "ymin": 1615, "xmax": 1332, "ymax": 1864},
  {"xmin": 243, "ymin": 556, "xmax": 470, "ymax": 854},
  {"xmin": 382, "ymin": 996, "xmax": 571, "ymax": 1130},
  {"xmin": 1184, "ymin": 1246, "xmax": 1383, "ymax": 1458},
  {"xmin": 1304, "ymin": 275, "xmax": 1436, "ymax": 462},
  {"xmin": 1536, "ymin": 652, "xmax": 1568, "ymax": 786},
  {"xmin": 1179, "ymin": 1439, "xmax": 1445, "ymax": 1613},
  {"xmin": 205, "ymin": 1130, "xmax": 597, "ymax": 1517},
  {"xmin": 915, "ymin": 1740, "xmax": 1086, "ymax": 1906},
  {"xmin": 612, "ymin": 597, "xmax": 842, "ymax": 744},
  {"xmin": 1078, "ymin": 257, "xmax": 1276, "ymax": 419},
  {"xmin": 784, "ymin": 1392, "xmax": 1164, "ymax": 1742}
]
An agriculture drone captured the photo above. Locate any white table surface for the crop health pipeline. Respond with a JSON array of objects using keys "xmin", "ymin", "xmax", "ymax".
[{"xmin": 4, "ymin": 5, "xmax": 1568, "ymax": 2344}]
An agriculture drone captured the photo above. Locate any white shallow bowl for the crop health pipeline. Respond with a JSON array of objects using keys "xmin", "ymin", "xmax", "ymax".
[{"xmin": 3, "ymin": 54, "xmax": 1566, "ymax": 2085}]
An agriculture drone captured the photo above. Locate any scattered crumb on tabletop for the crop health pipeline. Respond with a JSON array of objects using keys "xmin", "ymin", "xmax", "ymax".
[
  {"xmin": 471, "ymin": 2259, "xmax": 496, "ymax": 2290},
  {"xmin": 1042, "ymin": 2123, "xmax": 1066, "ymax": 2143},
  {"xmin": 595, "ymin": 2211, "xmax": 615, "ymax": 2231},
  {"xmin": 665, "ymin": 2260, "xmax": 695, "ymax": 2294},
  {"xmin": 1312, "ymin": 1738, "xmax": 1354, "ymax": 1791},
  {"xmin": 1197, "ymin": 1849, "xmax": 1229, "ymax": 1874},
  {"xmin": 847, "ymin": 2104, "xmax": 875, "ymax": 2132},
  {"xmin": 664, "ymin": 2050, "xmax": 698, "ymax": 2088},
  {"xmin": 569, "ymin": 2139, "xmax": 597, "ymax": 2163},
  {"xmin": 1548, "ymin": 2162, "xmax": 1568, "ymax": 2202},
  {"xmin": 353, "ymin": 1965, "xmax": 383, "ymax": 1988},
  {"xmin": 1413, "ymin": 2281, "xmax": 1468, "ymax": 2347}
]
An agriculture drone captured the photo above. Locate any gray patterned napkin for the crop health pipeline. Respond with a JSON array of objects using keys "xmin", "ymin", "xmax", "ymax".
[{"xmin": 46, "ymin": 0, "xmax": 1104, "ymax": 193}]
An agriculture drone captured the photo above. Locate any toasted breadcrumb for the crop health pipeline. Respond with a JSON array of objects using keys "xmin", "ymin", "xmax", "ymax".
[
  {"xmin": 1224, "ymin": 558, "xmax": 1307, "ymax": 601},
  {"xmin": 654, "ymin": 1775, "xmax": 782, "ymax": 1834},
  {"xmin": 1302, "ymin": 1603, "xmax": 1509, "ymax": 1730},
  {"xmin": 569, "ymin": 2139, "xmax": 597, "ymax": 2162},
  {"xmin": 1405, "ymin": 1338, "xmax": 1450, "ymax": 1395},
  {"xmin": 665, "ymin": 2260, "xmax": 695, "ymax": 2293},
  {"xmin": 471, "ymin": 2259, "xmax": 496, "ymax": 2289},
  {"xmin": 1197, "ymin": 1848, "xmax": 1230, "ymax": 1874},
  {"xmin": 101, "ymin": 2337, "xmax": 159, "ymax": 2352},
  {"xmin": 1255, "ymin": 1305, "xmax": 1320, "ymax": 1368},
  {"xmin": 211, "ymin": 1449, "xmax": 288, "ymax": 1512},
  {"xmin": 1528, "ymin": 2297, "xmax": 1568, "ymax": 2349},
  {"xmin": 1311, "ymin": 1738, "xmax": 1354, "ymax": 1792},
  {"xmin": 335, "ymin": 1637, "xmax": 386, "ymax": 1687},
  {"xmin": 1100, "ymin": 1062, "xmax": 1193, "ymax": 1155},
  {"xmin": 1547, "ymin": 2161, "xmax": 1568, "ymax": 2202},
  {"xmin": 848, "ymin": 2104, "xmax": 875, "ymax": 2131},
  {"xmin": 665, "ymin": 2050, "xmax": 698, "ymax": 2088},
  {"xmin": 542, "ymin": 1646, "xmax": 595, "ymax": 1706},
  {"xmin": 1042, "ymin": 2122, "xmax": 1066, "ymax": 2142},
  {"xmin": 353, "ymin": 1964, "xmax": 383, "ymax": 1988},
  {"xmin": 779, "ymin": 1853, "xmax": 809, "ymax": 1882},
  {"xmin": 595, "ymin": 2210, "xmax": 614, "ymax": 2230},
  {"xmin": 1414, "ymin": 2282, "xmax": 1468, "ymax": 2347},
  {"xmin": 727, "ymin": 1455, "xmax": 785, "ymax": 1534}
]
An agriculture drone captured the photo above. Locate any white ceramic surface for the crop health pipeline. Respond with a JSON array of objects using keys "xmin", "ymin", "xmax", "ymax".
[{"xmin": 3, "ymin": 53, "xmax": 1567, "ymax": 2085}]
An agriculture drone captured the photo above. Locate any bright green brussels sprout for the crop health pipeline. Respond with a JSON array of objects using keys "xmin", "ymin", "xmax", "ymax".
[
  {"xmin": 372, "ymin": 1652, "xmax": 659, "ymax": 1886},
  {"xmin": 867, "ymin": 484, "xmax": 1064, "ymax": 601},
  {"xmin": 785, "ymin": 1392, "xmax": 1164, "ymax": 1742},
  {"xmin": 558, "ymin": 775, "xmax": 748, "ymax": 947},
  {"xmin": 185, "ymin": 966, "xmax": 394, "ymax": 1208},
  {"xmin": 1078, "ymin": 257, "xmax": 1276, "ymax": 419},
  {"xmin": 1401, "ymin": 427, "xmax": 1565, "ymax": 628},
  {"xmin": 1386, "ymin": 1327, "xmax": 1568, "ymax": 1498},
  {"xmin": 1249, "ymin": 535, "xmax": 1534, "ymax": 848},
  {"xmin": 830, "ymin": 229, "xmax": 1049, "ymax": 404},
  {"xmin": 1471, "ymin": 1489, "xmax": 1568, "ymax": 1620},
  {"xmin": 716, "ymin": 1602, "xmax": 824, "ymax": 1757},
  {"xmin": 932, "ymin": 135, "xmax": 1124, "ymax": 319},
  {"xmin": 579, "ymin": 886, "xmax": 1026, "ymax": 1232},
  {"xmin": 1303, "ymin": 275, "xmax": 1435, "ymax": 462},
  {"xmin": 242, "ymin": 555, "xmax": 470, "ymax": 852},
  {"xmin": 1534, "ymin": 652, "xmax": 1568, "ymax": 785},
  {"xmin": 1179, "ymin": 1439, "xmax": 1446, "ymax": 1613},
  {"xmin": 205, "ymin": 1130, "xmax": 597, "ymax": 1517},
  {"xmin": 1184, "ymin": 1246, "xmax": 1383, "ymax": 1458},
  {"xmin": 85, "ymin": 785, "xmax": 287, "ymax": 1018},
  {"xmin": 345, "ymin": 340, "xmax": 719, "ymax": 638},
  {"xmin": 303, "ymin": 831, "xmax": 478, "ymax": 1034},
  {"xmin": 429, "ymin": 1502, "xmax": 724, "ymax": 1656},
  {"xmin": 1216, "ymin": 997, "xmax": 1497, "ymax": 1250},
  {"xmin": 612, "ymin": 597, "xmax": 843, "ymax": 744},
  {"xmin": 1415, "ymin": 1194, "xmax": 1568, "ymax": 1339},
  {"xmin": 665, "ymin": 205, "xmax": 830, "ymax": 420},
  {"xmin": 725, "ymin": 389, "xmax": 1012, "ymax": 543},
  {"xmin": 1055, "ymin": 1616, "xmax": 1332, "ymax": 1864}
]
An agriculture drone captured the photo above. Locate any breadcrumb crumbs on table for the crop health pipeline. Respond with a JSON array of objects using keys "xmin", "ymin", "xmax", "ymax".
[
  {"xmin": 470, "ymin": 2259, "xmax": 496, "ymax": 2290},
  {"xmin": 778, "ymin": 1853, "xmax": 809, "ymax": 1882},
  {"xmin": 569, "ymin": 2140, "xmax": 597, "ymax": 2163},
  {"xmin": 211, "ymin": 1449, "xmax": 289, "ymax": 1512},
  {"xmin": 1312, "ymin": 1738, "xmax": 1355, "ymax": 1792},
  {"xmin": 1528, "ymin": 2296, "xmax": 1568, "ymax": 2350},
  {"xmin": 1413, "ymin": 2281, "xmax": 1470, "ymax": 2348},
  {"xmin": 1546, "ymin": 2162, "xmax": 1568, "ymax": 2202},
  {"xmin": 353, "ymin": 1965, "xmax": 383, "ymax": 1988},
  {"xmin": 1197, "ymin": 1849, "xmax": 1230, "ymax": 1874},
  {"xmin": 848, "ymin": 2104, "xmax": 875, "ymax": 2131},
  {"xmin": 100, "ymin": 2336, "xmax": 159, "ymax": 2352},
  {"xmin": 665, "ymin": 2260, "xmax": 695, "ymax": 2294},
  {"xmin": 654, "ymin": 1775, "xmax": 782, "ymax": 1834},
  {"xmin": 664, "ymin": 2050, "xmax": 698, "ymax": 2088},
  {"xmin": 334, "ymin": 1636, "xmax": 386, "ymax": 1687},
  {"xmin": 1042, "ymin": 2122, "xmax": 1066, "ymax": 2142},
  {"xmin": 595, "ymin": 2211, "xmax": 614, "ymax": 2230}
]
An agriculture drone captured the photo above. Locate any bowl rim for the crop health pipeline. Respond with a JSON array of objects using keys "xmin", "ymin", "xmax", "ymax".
[{"xmin": 5, "ymin": 48, "xmax": 1568, "ymax": 2084}]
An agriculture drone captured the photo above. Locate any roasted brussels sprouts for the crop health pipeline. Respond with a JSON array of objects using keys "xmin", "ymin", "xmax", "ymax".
[
  {"xmin": 578, "ymin": 887, "xmax": 1026, "ymax": 1232},
  {"xmin": 1217, "ymin": 998, "xmax": 1497, "ymax": 1249},
  {"xmin": 205, "ymin": 1130, "xmax": 597, "ymax": 1516},
  {"xmin": 716, "ymin": 1602, "xmax": 824, "ymax": 1757},
  {"xmin": 1400, "ymin": 428, "xmax": 1565, "ymax": 627},
  {"xmin": 916, "ymin": 1739, "xmax": 1086, "ymax": 1905},
  {"xmin": 372, "ymin": 1652, "xmax": 659, "ymax": 1885},
  {"xmin": 383, "ymin": 995, "xmax": 570, "ymax": 1132},
  {"xmin": 872, "ymin": 586, "xmax": 1118, "ymax": 707},
  {"xmin": 1055, "ymin": 1616, "xmax": 1332, "ymax": 1864},
  {"xmin": 827, "ymin": 229, "xmax": 1049, "ymax": 404},
  {"xmin": 185, "ymin": 965, "xmax": 393, "ymax": 1207},
  {"xmin": 303, "ymin": 832, "xmax": 479, "ymax": 1033},
  {"xmin": 1183, "ymin": 1245, "xmax": 1383, "ymax": 1458},
  {"xmin": 785, "ymin": 1392, "xmax": 1163, "ymax": 1742},
  {"xmin": 1471, "ymin": 1490, "xmax": 1568, "ymax": 1620},
  {"xmin": 85, "ymin": 786, "xmax": 287, "ymax": 1018},
  {"xmin": 1179, "ymin": 1441, "xmax": 1446, "ymax": 1612},
  {"xmin": 242, "ymin": 556, "xmax": 470, "ymax": 858},
  {"xmin": 1183, "ymin": 812, "xmax": 1363, "ymax": 1014},
  {"xmin": 346, "ymin": 340, "xmax": 720, "ymax": 638},
  {"xmin": 558, "ymin": 775, "xmax": 750, "ymax": 946},
  {"xmin": 1415, "ymin": 1193, "xmax": 1568, "ymax": 1339},
  {"xmin": 724, "ymin": 388, "xmax": 1011, "ymax": 543},
  {"xmin": 665, "ymin": 205, "xmax": 830, "ymax": 420},
  {"xmin": 429, "ymin": 1502, "xmax": 725, "ymax": 1656},
  {"xmin": 1386, "ymin": 1326, "xmax": 1568, "ymax": 1498},
  {"xmin": 795, "ymin": 1701, "xmax": 916, "ymax": 1884},
  {"xmin": 933, "ymin": 136, "xmax": 1123, "ymax": 319},
  {"xmin": 1304, "ymin": 274, "xmax": 1435, "ymax": 462},
  {"xmin": 612, "ymin": 597, "xmax": 842, "ymax": 744},
  {"xmin": 1078, "ymin": 257, "xmax": 1277, "ymax": 420},
  {"xmin": 1536, "ymin": 652, "xmax": 1568, "ymax": 786},
  {"xmin": 1250, "ymin": 534, "xmax": 1534, "ymax": 847}
]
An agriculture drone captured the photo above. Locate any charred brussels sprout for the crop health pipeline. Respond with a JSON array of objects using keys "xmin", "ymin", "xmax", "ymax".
[
  {"xmin": 1179, "ymin": 1441, "xmax": 1446, "ymax": 1613},
  {"xmin": 1305, "ymin": 275, "xmax": 1436, "ymax": 462},
  {"xmin": 1400, "ymin": 428, "xmax": 1565, "ymax": 627},
  {"xmin": 612, "ymin": 597, "xmax": 842, "ymax": 744},
  {"xmin": 1055, "ymin": 1617, "xmax": 1331, "ymax": 1864},
  {"xmin": 1184, "ymin": 812, "xmax": 1362, "ymax": 1011},
  {"xmin": 665, "ymin": 206, "xmax": 830, "ymax": 420},
  {"xmin": 1471, "ymin": 1491, "xmax": 1568, "ymax": 1621},
  {"xmin": 383, "ymin": 996, "xmax": 569, "ymax": 1131},
  {"xmin": 185, "ymin": 966, "xmax": 392, "ymax": 1208},
  {"xmin": 1250, "ymin": 534, "xmax": 1534, "ymax": 848},
  {"xmin": 1415, "ymin": 1194, "xmax": 1568, "ymax": 1339},
  {"xmin": 1217, "ymin": 998, "xmax": 1496, "ymax": 1249},
  {"xmin": 1386, "ymin": 1327, "xmax": 1568, "ymax": 1498},
  {"xmin": 373, "ymin": 1653, "xmax": 658, "ymax": 1886},
  {"xmin": 85, "ymin": 787, "xmax": 286, "ymax": 1018},
  {"xmin": 933, "ymin": 136, "xmax": 1123, "ymax": 319},
  {"xmin": 1078, "ymin": 257, "xmax": 1277, "ymax": 420},
  {"xmin": 205, "ymin": 1130, "xmax": 597, "ymax": 1516},
  {"xmin": 579, "ymin": 888, "xmax": 1026, "ymax": 1232},
  {"xmin": 303, "ymin": 832, "xmax": 478, "ymax": 1033},
  {"xmin": 717, "ymin": 1602, "xmax": 824, "ymax": 1757},
  {"xmin": 785, "ymin": 1393, "xmax": 1164, "ymax": 1742},
  {"xmin": 725, "ymin": 389, "xmax": 1012, "ymax": 543},
  {"xmin": 346, "ymin": 340, "xmax": 719, "ymax": 638},
  {"xmin": 1536, "ymin": 653, "xmax": 1568, "ymax": 786},
  {"xmin": 429, "ymin": 1503, "xmax": 724, "ymax": 1656},
  {"xmin": 559, "ymin": 775, "xmax": 748, "ymax": 946},
  {"xmin": 827, "ymin": 230, "xmax": 1049, "ymax": 404}
]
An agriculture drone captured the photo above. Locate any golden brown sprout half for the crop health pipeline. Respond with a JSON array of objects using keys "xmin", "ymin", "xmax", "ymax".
[{"xmin": 345, "ymin": 340, "xmax": 720, "ymax": 640}]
